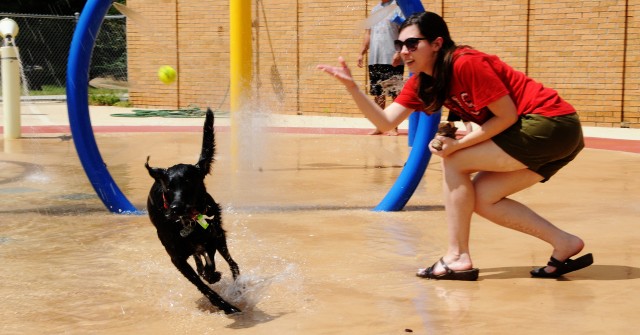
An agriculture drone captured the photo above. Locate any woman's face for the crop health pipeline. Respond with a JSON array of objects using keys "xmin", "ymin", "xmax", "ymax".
[{"xmin": 397, "ymin": 25, "xmax": 442, "ymax": 76}]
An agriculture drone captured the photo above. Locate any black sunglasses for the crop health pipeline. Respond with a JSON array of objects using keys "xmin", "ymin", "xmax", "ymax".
[{"xmin": 394, "ymin": 37, "xmax": 429, "ymax": 52}]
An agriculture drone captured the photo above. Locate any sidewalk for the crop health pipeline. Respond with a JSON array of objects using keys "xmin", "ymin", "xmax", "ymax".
[
  {"xmin": 2, "ymin": 101, "xmax": 639, "ymax": 152},
  {"xmin": 4, "ymin": 101, "xmax": 401, "ymax": 131}
]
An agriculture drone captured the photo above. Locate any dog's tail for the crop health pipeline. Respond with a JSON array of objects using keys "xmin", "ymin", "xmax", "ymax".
[{"xmin": 197, "ymin": 108, "xmax": 215, "ymax": 175}]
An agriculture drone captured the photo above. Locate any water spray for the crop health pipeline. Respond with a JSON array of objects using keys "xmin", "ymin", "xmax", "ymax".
[{"xmin": 1, "ymin": 18, "xmax": 21, "ymax": 139}]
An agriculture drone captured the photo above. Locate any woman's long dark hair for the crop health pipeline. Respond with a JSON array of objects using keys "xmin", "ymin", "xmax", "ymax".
[{"xmin": 400, "ymin": 12, "xmax": 459, "ymax": 113}]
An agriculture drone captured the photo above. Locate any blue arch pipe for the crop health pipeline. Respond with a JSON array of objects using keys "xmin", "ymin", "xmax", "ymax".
[
  {"xmin": 67, "ymin": 0, "xmax": 140, "ymax": 214},
  {"xmin": 374, "ymin": 111, "xmax": 440, "ymax": 211},
  {"xmin": 374, "ymin": 0, "xmax": 441, "ymax": 211}
]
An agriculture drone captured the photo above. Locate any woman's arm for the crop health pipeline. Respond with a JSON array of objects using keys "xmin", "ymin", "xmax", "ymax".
[
  {"xmin": 434, "ymin": 94, "xmax": 518, "ymax": 156},
  {"xmin": 344, "ymin": 87, "xmax": 413, "ymax": 132},
  {"xmin": 317, "ymin": 57, "xmax": 414, "ymax": 132}
]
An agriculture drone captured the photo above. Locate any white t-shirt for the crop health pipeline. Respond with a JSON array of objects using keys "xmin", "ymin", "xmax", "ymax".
[{"xmin": 368, "ymin": 1, "xmax": 405, "ymax": 65}]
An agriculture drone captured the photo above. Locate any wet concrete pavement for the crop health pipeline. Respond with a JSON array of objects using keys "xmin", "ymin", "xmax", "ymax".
[{"xmin": 1, "ymin": 102, "xmax": 639, "ymax": 334}]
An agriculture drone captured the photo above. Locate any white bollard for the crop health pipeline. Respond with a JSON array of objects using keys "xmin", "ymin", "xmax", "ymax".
[
  {"xmin": 1, "ymin": 18, "xmax": 21, "ymax": 140},
  {"xmin": 2, "ymin": 45, "xmax": 21, "ymax": 139}
]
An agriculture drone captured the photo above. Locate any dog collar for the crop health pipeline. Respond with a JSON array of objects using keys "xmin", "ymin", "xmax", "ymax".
[{"xmin": 162, "ymin": 192, "xmax": 169, "ymax": 210}]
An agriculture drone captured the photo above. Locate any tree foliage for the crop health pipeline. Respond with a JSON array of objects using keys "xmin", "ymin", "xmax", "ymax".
[
  {"xmin": 0, "ymin": 0, "xmax": 86, "ymax": 15},
  {"xmin": 0, "ymin": 0, "xmax": 126, "ymax": 15},
  {"xmin": 1, "ymin": 0, "xmax": 129, "ymax": 87}
]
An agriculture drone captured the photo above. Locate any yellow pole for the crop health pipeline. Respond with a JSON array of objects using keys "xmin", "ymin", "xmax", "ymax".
[{"xmin": 229, "ymin": 0, "xmax": 252, "ymax": 169}]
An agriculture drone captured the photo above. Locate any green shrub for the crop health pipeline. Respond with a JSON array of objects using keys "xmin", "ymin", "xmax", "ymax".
[{"xmin": 89, "ymin": 93, "xmax": 121, "ymax": 106}]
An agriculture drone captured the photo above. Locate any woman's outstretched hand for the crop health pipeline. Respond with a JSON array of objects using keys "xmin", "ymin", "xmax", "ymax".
[{"xmin": 316, "ymin": 57, "xmax": 357, "ymax": 89}]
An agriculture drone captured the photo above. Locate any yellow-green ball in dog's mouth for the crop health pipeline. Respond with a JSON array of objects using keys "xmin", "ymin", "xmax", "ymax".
[{"xmin": 158, "ymin": 65, "xmax": 177, "ymax": 84}]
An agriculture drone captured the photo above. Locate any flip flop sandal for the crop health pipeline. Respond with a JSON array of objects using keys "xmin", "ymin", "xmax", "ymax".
[
  {"xmin": 530, "ymin": 253, "xmax": 594, "ymax": 278},
  {"xmin": 416, "ymin": 257, "xmax": 479, "ymax": 281}
]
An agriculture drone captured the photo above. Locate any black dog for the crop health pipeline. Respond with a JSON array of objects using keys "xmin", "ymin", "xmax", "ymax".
[{"xmin": 145, "ymin": 108, "xmax": 241, "ymax": 314}]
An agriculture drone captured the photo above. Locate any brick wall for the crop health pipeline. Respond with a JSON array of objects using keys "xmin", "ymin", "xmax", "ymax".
[
  {"xmin": 126, "ymin": 0, "xmax": 179, "ymax": 107},
  {"xmin": 527, "ymin": 0, "xmax": 627, "ymax": 127},
  {"xmin": 127, "ymin": 0, "xmax": 640, "ymax": 128},
  {"xmin": 625, "ymin": 1, "xmax": 640, "ymax": 127}
]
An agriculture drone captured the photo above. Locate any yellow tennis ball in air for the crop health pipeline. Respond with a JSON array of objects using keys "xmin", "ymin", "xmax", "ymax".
[{"xmin": 158, "ymin": 65, "xmax": 177, "ymax": 84}]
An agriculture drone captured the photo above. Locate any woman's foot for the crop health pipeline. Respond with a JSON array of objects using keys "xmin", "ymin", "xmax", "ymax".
[
  {"xmin": 368, "ymin": 127, "xmax": 398, "ymax": 136},
  {"xmin": 540, "ymin": 234, "xmax": 585, "ymax": 275},
  {"xmin": 385, "ymin": 128, "xmax": 399, "ymax": 136},
  {"xmin": 530, "ymin": 253, "xmax": 593, "ymax": 278},
  {"xmin": 418, "ymin": 254, "xmax": 474, "ymax": 277},
  {"xmin": 417, "ymin": 256, "xmax": 478, "ymax": 281}
]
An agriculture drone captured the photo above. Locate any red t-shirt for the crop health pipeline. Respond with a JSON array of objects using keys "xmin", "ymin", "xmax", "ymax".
[{"xmin": 394, "ymin": 48, "xmax": 576, "ymax": 124}]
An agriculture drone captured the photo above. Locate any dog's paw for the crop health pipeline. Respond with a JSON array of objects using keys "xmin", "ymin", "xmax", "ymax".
[
  {"xmin": 203, "ymin": 270, "xmax": 222, "ymax": 284},
  {"xmin": 223, "ymin": 305, "xmax": 241, "ymax": 314}
]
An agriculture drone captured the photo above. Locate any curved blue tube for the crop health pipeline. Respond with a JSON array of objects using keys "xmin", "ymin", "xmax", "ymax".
[
  {"xmin": 407, "ymin": 111, "xmax": 419, "ymax": 147},
  {"xmin": 375, "ymin": 0, "xmax": 435, "ymax": 211},
  {"xmin": 395, "ymin": 0, "xmax": 425, "ymax": 17},
  {"xmin": 67, "ymin": 0, "xmax": 140, "ymax": 214},
  {"xmin": 374, "ymin": 111, "xmax": 440, "ymax": 211}
]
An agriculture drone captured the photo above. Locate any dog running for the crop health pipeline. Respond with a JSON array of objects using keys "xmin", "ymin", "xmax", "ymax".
[{"xmin": 145, "ymin": 108, "xmax": 241, "ymax": 314}]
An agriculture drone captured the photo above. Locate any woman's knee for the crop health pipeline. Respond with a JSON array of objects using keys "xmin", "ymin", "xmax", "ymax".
[
  {"xmin": 441, "ymin": 153, "xmax": 472, "ymax": 175},
  {"xmin": 471, "ymin": 174, "xmax": 500, "ymax": 216},
  {"xmin": 472, "ymin": 190, "xmax": 491, "ymax": 216}
]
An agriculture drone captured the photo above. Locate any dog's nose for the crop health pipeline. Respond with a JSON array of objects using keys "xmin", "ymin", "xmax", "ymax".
[{"xmin": 169, "ymin": 203, "xmax": 185, "ymax": 214}]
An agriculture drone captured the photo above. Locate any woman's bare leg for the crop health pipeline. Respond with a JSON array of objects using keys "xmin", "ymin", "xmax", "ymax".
[
  {"xmin": 437, "ymin": 153, "xmax": 475, "ymax": 272},
  {"xmin": 473, "ymin": 170, "xmax": 584, "ymax": 273},
  {"xmin": 426, "ymin": 140, "xmax": 582, "ymax": 275},
  {"xmin": 426, "ymin": 140, "xmax": 524, "ymax": 274}
]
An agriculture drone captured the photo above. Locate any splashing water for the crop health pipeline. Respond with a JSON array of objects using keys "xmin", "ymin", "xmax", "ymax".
[
  {"xmin": 111, "ymin": 2, "xmax": 174, "ymax": 51},
  {"xmin": 112, "ymin": 2, "xmax": 149, "ymax": 29},
  {"xmin": 215, "ymin": 263, "xmax": 303, "ymax": 313},
  {"xmin": 13, "ymin": 46, "xmax": 31, "ymax": 97},
  {"xmin": 355, "ymin": 2, "xmax": 399, "ymax": 30}
]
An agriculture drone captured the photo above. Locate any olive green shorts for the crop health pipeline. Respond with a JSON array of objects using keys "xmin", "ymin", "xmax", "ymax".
[{"xmin": 491, "ymin": 113, "xmax": 584, "ymax": 182}]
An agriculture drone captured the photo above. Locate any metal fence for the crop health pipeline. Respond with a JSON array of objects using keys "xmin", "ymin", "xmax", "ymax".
[{"xmin": 0, "ymin": 12, "xmax": 127, "ymax": 98}]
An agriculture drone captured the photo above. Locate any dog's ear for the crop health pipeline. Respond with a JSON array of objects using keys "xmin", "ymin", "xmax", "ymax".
[
  {"xmin": 196, "ymin": 108, "xmax": 215, "ymax": 176},
  {"xmin": 145, "ymin": 156, "xmax": 167, "ymax": 181}
]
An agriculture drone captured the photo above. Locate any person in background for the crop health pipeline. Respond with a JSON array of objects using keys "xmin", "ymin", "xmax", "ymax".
[{"xmin": 357, "ymin": 0, "xmax": 405, "ymax": 136}]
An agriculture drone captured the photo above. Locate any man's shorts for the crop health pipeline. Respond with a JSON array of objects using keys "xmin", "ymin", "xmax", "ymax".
[
  {"xmin": 491, "ymin": 113, "xmax": 584, "ymax": 182},
  {"xmin": 368, "ymin": 64, "xmax": 404, "ymax": 97}
]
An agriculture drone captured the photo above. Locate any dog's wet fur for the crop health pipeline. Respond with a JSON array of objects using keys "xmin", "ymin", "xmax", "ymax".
[{"xmin": 145, "ymin": 108, "xmax": 241, "ymax": 314}]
